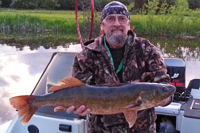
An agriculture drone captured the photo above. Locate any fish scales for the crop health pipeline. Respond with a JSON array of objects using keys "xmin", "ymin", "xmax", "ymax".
[
  {"xmin": 9, "ymin": 77, "xmax": 175, "ymax": 127},
  {"xmin": 32, "ymin": 84, "xmax": 139, "ymax": 113},
  {"xmin": 39, "ymin": 85, "xmax": 141, "ymax": 111}
]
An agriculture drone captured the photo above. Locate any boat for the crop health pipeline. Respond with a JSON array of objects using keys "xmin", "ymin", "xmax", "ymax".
[
  {"xmin": 2, "ymin": 52, "xmax": 88, "ymax": 133},
  {"xmin": 1, "ymin": 51, "xmax": 200, "ymax": 133}
]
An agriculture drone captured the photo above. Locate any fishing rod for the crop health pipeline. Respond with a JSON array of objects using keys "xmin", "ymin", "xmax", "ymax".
[{"xmin": 75, "ymin": 0, "xmax": 94, "ymax": 49}]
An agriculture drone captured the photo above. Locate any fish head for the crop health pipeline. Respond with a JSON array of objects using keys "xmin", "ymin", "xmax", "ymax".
[{"xmin": 140, "ymin": 83, "xmax": 176, "ymax": 106}]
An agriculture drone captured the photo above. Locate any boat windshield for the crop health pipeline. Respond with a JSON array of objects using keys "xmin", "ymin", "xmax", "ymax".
[{"xmin": 32, "ymin": 52, "xmax": 82, "ymax": 120}]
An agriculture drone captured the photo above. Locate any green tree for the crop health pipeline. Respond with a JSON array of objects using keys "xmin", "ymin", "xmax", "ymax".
[
  {"xmin": 41, "ymin": 0, "xmax": 60, "ymax": 10},
  {"xmin": 174, "ymin": 0, "xmax": 189, "ymax": 13},
  {"xmin": 157, "ymin": 0, "xmax": 178, "ymax": 14},
  {"xmin": 160, "ymin": 0, "xmax": 177, "ymax": 6},
  {"xmin": 144, "ymin": 0, "xmax": 159, "ymax": 15},
  {"xmin": 131, "ymin": 0, "xmax": 177, "ymax": 13},
  {"xmin": 1, "ymin": 0, "xmax": 12, "ymax": 7},
  {"xmin": 188, "ymin": 0, "xmax": 200, "ymax": 9},
  {"xmin": 10, "ymin": 0, "xmax": 38, "ymax": 9},
  {"xmin": 57, "ymin": 0, "xmax": 75, "ymax": 10},
  {"xmin": 127, "ymin": 2, "xmax": 135, "ymax": 12}
]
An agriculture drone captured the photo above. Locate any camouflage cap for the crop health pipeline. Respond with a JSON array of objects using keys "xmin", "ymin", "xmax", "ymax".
[{"xmin": 101, "ymin": 1, "xmax": 130, "ymax": 22}]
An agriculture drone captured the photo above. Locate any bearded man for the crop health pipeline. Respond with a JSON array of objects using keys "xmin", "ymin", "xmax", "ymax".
[{"xmin": 54, "ymin": 1, "xmax": 172, "ymax": 133}]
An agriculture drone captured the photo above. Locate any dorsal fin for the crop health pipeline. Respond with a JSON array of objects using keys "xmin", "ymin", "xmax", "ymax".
[{"xmin": 49, "ymin": 77, "xmax": 84, "ymax": 92}]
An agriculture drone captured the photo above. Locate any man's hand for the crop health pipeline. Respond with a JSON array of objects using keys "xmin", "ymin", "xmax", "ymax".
[{"xmin": 54, "ymin": 105, "xmax": 91, "ymax": 116}]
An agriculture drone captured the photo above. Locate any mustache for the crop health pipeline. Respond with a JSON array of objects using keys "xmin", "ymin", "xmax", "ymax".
[{"xmin": 111, "ymin": 27, "xmax": 124, "ymax": 32}]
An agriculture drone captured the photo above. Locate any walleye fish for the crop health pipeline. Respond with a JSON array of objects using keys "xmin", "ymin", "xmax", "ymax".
[{"xmin": 10, "ymin": 77, "xmax": 175, "ymax": 127}]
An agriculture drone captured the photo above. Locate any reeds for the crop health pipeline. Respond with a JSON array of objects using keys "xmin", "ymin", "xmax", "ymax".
[
  {"xmin": 1, "ymin": 8, "xmax": 200, "ymax": 38},
  {"xmin": 130, "ymin": 0, "xmax": 200, "ymax": 37},
  {"xmin": 0, "ymin": 10, "xmax": 80, "ymax": 46},
  {"xmin": 0, "ymin": 14, "xmax": 76, "ymax": 35},
  {"xmin": 131, "ymin": 13, "xmax": 200, "ymax": 37},
  {"xmin": 1, "ymin": 8, "xmax": 200, "ymax": 45}
]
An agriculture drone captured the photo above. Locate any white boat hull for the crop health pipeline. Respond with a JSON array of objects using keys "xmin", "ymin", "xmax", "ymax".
[{"xmin": 5, "ymin": 114, "xmax": 86, "ymax": 133}]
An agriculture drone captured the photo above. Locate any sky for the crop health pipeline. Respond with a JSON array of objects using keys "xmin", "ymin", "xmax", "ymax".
[{"xmin": 0, "ymin": 44, "xmax": 82, "ymax": 125}]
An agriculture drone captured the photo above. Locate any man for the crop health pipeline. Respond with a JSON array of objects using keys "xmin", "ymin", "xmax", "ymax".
[{"xmin": 55, "ymin": 1, "xmax": 172, "ymax": 133}]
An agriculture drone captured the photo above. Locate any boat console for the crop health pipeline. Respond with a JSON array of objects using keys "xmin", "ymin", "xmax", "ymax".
[
  {"xmin": 155, "ymin": 89, "xmax": 200, "ymax": 133},
  {"xmin": 154, "ymin": 58, "xmax": 200, "ymax": 133}
]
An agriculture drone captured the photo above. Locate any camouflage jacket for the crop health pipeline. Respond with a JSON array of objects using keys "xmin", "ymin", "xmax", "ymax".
[{"xmin": 72, "ymin": 30, "xmax": 170, "ymax": 133}]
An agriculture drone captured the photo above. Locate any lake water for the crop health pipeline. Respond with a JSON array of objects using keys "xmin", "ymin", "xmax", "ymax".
[
  {"xmin": 0, "ymin": 39, "xmax": 200, "ymax": 126},
  {"xmin": 0, "ymin": 43, "xmax": 82, "ymax": 126}
]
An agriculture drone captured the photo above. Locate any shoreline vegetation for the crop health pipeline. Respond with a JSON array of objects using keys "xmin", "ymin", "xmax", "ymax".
[
  {"xmin": 0, "ymin": 9, "xmax": 79, "ymax": 47},
  {"xmin": 0, "ymin": 7, "xmax": 200, "ymax": 47}
]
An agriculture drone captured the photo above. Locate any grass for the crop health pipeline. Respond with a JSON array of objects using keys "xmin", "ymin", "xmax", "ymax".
[
  {"xmin": 0, "ymin": 9, "xmax": 78, "ymax": 32},
  {"xmin": 1, "ymin": 8, "xmax": 200, "ymax": 47},
  {"xmin": 130, "ymin": 14, "xmax": 200, "ymax": 37},
  {"xmin": 0, "ymin": 9, "xmax": 75, "ymax": 19},
  {"xmin": 0, "ymin": 9, "xmax": 80, "ymax": 47}
]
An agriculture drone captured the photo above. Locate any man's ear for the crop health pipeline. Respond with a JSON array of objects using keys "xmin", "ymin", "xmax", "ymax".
[
  {"xmin": 100, "ymin": 24, "xmax": 103, "ymax": 30},
  {"xmin": 100, "ymin": 23, "xmax": 105, "ymax": 35},
  {"xmin": 128, "ymin": 21, "xmax": 131, "ymax": 30}
]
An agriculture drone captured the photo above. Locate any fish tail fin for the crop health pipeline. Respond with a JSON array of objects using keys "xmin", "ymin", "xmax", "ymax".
[{"xmin": 9, "ymin": 95, "xmax": 38, "ymax": 124}]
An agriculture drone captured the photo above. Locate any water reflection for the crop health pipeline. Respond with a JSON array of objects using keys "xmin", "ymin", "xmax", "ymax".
[
  {"xmin": 149, "ymin": 37, "xmax": 200, "ymax": 60},
  {"xmin": 149, "ymin": 37, "xmax": 200, "ymax": 86},
  {"xmin": 0, "ymin": 43, "xmax": 82, "ymax": 125},
  {"xmin": 0, "ymin": 37, "xmax": 200, "ymax": 126}
]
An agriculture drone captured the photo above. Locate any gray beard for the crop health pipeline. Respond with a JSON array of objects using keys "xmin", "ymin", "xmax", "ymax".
[{"xmin": 107, "ymin": 33, "xmax": 127, "ymax": 45}]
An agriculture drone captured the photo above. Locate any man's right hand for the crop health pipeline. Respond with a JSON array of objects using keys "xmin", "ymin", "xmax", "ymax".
[{"xmin": 54, "ymin": 105, "xmax": 91, "ymax": 116}]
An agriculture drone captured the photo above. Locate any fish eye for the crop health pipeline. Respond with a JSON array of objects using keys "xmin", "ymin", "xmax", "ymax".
[{"xmin": 163, "ymin": 87, "xmax": 168, "ymax": 92}]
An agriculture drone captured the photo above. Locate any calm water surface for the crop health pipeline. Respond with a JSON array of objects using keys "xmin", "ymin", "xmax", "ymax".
[
  {"xmin": 0, "ymin": 39, "xmax": 200, "ymax": 126},
  {"xmin": 0, "ymin": 43, "xmax": 82, "ymax": 125}
]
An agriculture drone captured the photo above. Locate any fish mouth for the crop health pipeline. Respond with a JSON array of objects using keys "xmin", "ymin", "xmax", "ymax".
[
  {"xmin": 165, "ymin": 85, "xmax": 176, "ymax": 95},
  {"xmin": 161, "ymin": 84, "xmax": 176, "ymax": 94}
]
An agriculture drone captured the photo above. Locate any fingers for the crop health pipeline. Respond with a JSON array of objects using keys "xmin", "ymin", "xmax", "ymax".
[
  {"xmin": 54, "ymin": 105, "xmax": 91, "ymax": 116},
  {"xmin": 80, "ymin": 108, "xmax": 91, "ymax": 116},
  {"xmin": 74, "ymin": 105, "xmax": 91, "ymax": 116},
  {"xmin": 66, "ymin": 106, "xmax": 76, "ymax": 113},
  {"xmin": 54, "ymin": 106, "xmax": 75, "ymax": 113}
]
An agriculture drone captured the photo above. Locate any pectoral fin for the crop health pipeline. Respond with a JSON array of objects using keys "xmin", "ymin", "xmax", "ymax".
[
  {"xmin": 123, "ymin": 110, "xmax": 137, "ymax": 128},
  {"xmin": 125, "ymin": 98, "xmax": 143, "ymax": 110}
]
